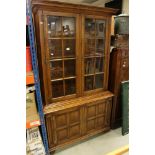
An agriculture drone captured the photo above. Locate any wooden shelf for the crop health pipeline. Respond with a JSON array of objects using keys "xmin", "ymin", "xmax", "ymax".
[
  {"xmin": 95, "ymin": 72, "xmax": 104, "ymax": 75},
  {"xmin": 50, "ymin": 57, "xmax": 75, "ymax": 61},
  {"xmin": 84, "ymin": 72, "xmax": 104, "ymax": 76},
  {"xmin": 48, "ymin": 37, "xmax": 75, "ymax": 40},
  {"xmin": 51, "ymin": 76, "xmax": 76, "ymax": 82},
  {"xmin": 26, "ymin": 113, "xmax": 41, "ymax": 129},
  {"xmin": 84, "ymin": 55, "xmax": 104, "ymax": 58},
  {"xmin": 64, "ymin": 76, "xmax": 76, "ymax": 80},
  {"xmin": 84, "ymin": 73, "xmax": 94, "ymax": 77},
  {"xmin": 85, "ymin": 37, "xmax": 104, "ymax": 39},
  {"xmin": 26, "ymin": 71, "xmax": 35, "ymax": 85}
]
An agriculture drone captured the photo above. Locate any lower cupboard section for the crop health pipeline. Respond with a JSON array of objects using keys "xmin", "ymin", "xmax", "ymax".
[{"xmin": 45, "ymin": 97, "xmax": 112, "ymax": 152}]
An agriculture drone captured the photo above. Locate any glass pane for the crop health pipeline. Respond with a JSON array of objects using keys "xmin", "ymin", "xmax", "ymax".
[
  {"xmin": 85, "ymin": 76, "xmax": 94, "ymax": 91},
  {"xmin": 47, "ymin": 16, "xmax": 62, "ymax": 38},
  {"xmin": 96, "ymin": 39, "xmax": 104, "ymax": 56},
  {"xmin": 85, "ymin": 39, "xmax": 95, "ymax": 56},
  {"xmin": 65, "ymin": 78, "xmax": 76, "ymax": 95},
  {"xmin": 64, "ymin": 39, "xmax": 75, "ymax": 58},
  {"xmin": 64, "ymin": 60, "xmax": 75, "ymax": 77},
  {"xmin": 48, "ymin": 39, "xmax": 62, "ymax": 59},
  {"xmin": 95, "ymin": 74, "xmax": 103, "ymax": 89},
  {"xmin": 62, "ymin": 17, "xmax": 75, "ymax": 37},
  {"xmin": 50, "ymin": 61, "xmax": 63, "ymax": 79},
  {"xmin": 96, "ymin": 20, "xmax": 105, "ymax": 38},
  {"xmin": 85, "ymin": 18, "xmax": 95, "ymax": 38},
  {"xmin": 52, "ymin": 80, "xmax": 64, "ymax": 98},
  {"xmin": 85, "ymin": 58, "xmax": 95, "ymax": 74},
  {"xmin": 95, "ymin": 57, "xmax": 104, "ymax": 73}
]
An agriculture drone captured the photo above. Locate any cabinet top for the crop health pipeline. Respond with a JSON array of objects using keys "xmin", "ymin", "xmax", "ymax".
[
  {"xmin": 32, "ymin": 0, "xmax": 118, "ymax": 16},
  {"xmin": 44, "ymin": 91, "xmax": 114, "ymax": 114}
]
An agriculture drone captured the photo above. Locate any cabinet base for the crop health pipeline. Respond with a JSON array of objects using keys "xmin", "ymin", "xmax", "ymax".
[{"xmin": 45, "ymin": 91, "xmax": 113, "ymax": 152}]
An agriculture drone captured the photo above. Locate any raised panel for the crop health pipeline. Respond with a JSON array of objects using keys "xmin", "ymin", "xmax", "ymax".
[
  {"xmin": 69, "ymin": 110, "xmax": 80, "ymax": 124},
  {"xmin": 87, "ymin": 105, "xmax": 96, "ymax": 118},
  {"xmin": 87, "ymin": 119, "xmax": 95, "ymax": 131},
  {"xmin": 47, "ymin": 106, "xmax": 83, "ymax": 146},
  {"xmin": 85, "ymin": 99, "xmax": 112, "ymax": 134},
  {"xmin": 70, "ymin": 125, "xmax": 80, "ymax": 138},
  {"xmin": 97, "ymin": 102, "xmax": 106, "ymax": 114},
  {"xmin": 55, "ymin": 114, "xmax": 67, "ymax": 128},
  {"xmin": 57, "ymin": 128, "xmax": 68, "ymax": 143},
  {"xmin": 96, "ymin": 116, "xmax": 105, "ymax": 127}
]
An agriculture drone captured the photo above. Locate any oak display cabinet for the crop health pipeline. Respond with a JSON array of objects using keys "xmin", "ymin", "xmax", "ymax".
[{"xmin": 32, "ymin": 0, "xmax": 117, "ymax": 152}]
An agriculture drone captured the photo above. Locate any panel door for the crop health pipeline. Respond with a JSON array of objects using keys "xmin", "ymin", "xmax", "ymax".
[
  {"xmin": 84, "ymin": 99, "xmax": 112, "ymax": 134},
  {"xmin": 46, "ymin": 106, "xmax": 82, "ymax": 148},
  {"xmin": 82, "ymin": 15, "xmax": 110, "ymax": 95},
  {"xmin": 43, "ymin": 11, "xmax": 81, "ymax": 103}
]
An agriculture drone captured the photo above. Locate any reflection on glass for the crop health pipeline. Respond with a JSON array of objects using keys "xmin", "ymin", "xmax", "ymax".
[
  {"xmin": 85, "ymin": 39, "xmax": 95, "ymax": 56},
  {"xmin": 64, "ymin": 39, "xmax": 75, "ymax": 57},
  {"xmin": 50, "ymin": 61, "xmax": 63, "ymax": 79},
  {"xmin": 85, "ymin": 18, "xmax": 95, "ymax": 38},
  {"xmin": 85, "ymin": 58, "xmax": 95, "ymax": 74},
  {"xmin": 47, "ymin": 16, "xmax": 62, "ymax": 38},
  {"xmin": 85, "ymin": 76, "xmax": 94, "ymax": 91},
  {"xmin": 62, "ymin": 17, "xmax": 75, "ymax": 37},
  {"xmin": 48, "ymin": 40, "xmax": 62, "ymax": 59},
  {"xmin": 95, "ymin": 74, "xmax": 103, "ymax": 89},
  {"xmin": 64, "ymin": 60, "xmax": 75, "ymax": 77},
  {"xmin": 95, "ymin": 57, "xmax": 103, "ymax": 73},
  {"xmin": 96, "ymin": 20, "xmax": 105, "ymax": 38},
  {"xmin": 52, "ymin": 80, "xmax": 64, "ymax": 98},
  {"xmin": 96, "ymin": 39, "xmax": 104, "ymax": 56},
  {"xmin": 65, "ymin": 78, "xmax": 76, "ymax": 95}
]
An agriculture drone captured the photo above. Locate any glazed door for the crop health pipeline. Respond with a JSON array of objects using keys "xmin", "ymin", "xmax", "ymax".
[
  {"xmin": 82, "ymin": 15, "xmax": 110, "ymax": 95},
  {"xmin": 43, "ymin": 12, "xmax": 80, "ymax": 103}
]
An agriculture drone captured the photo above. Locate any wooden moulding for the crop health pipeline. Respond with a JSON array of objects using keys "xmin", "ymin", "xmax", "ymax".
[
  {"xmin": 44, "ymin": 91, "xmax": 114, "ymax": 114},
  {"xmin": 32, "ymin": 0, "xmax": 119, "ymax": 15}
]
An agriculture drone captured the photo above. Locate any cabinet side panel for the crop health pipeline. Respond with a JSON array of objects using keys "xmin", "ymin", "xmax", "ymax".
[
  {"xmin": 104, "ymin": 17, "xmax": 112, "ymax": 90},
  {"xmin": 33, "ymin": 10, "xmax": 49, "ymax": 105},
  {"xmin": 45, "ymin": 115, "xmax": 54, "ymax": 148}
]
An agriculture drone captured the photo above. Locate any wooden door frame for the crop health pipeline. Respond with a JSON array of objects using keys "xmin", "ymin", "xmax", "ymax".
[
  {"xmin": 42, "ymin": 11, "xmax": 81, "ymax": 104},
  {"xmin": 81, "ymin": 14, "xmax": 111, "ymax": 96}
]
